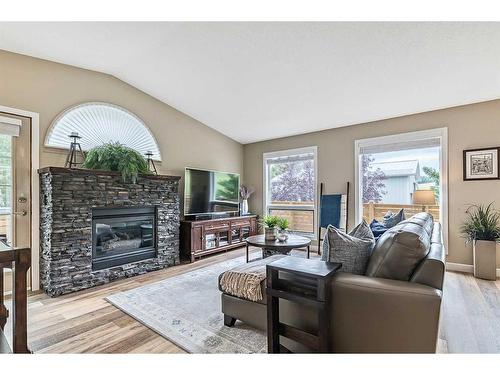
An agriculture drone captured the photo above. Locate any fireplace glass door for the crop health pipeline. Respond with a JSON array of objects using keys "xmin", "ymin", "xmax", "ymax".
[{"xmin": 92, "ymin": 207, "xmax": 156, "ymax": 270}]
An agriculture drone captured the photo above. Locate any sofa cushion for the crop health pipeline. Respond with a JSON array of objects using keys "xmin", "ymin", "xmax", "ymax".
[
  {"xmin": 401, "ymin": 212, "xmax": 434, "ymax": 236},
  {"xmin": 321, "ymin": 220, "xmax": 375, "ymax": 275},
  {"xmin": 365, "ymin": 213, "xmax": 433, "ymax": 281},
  {"xmin": 383, "ymin": 209, "xmax": 406, "ymax": 228}
]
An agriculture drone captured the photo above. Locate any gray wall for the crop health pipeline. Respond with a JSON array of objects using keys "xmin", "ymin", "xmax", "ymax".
[
  {"xmin": 3, "ymin": 48, "xmax": 500, "ymax": 268},
  {"xmin": 244, "ymin": 99, "xmax": 500, "ymax": 267},
  {"xmin": 0, "ymin": 49, "xmax": 244, "ymax": 191}
]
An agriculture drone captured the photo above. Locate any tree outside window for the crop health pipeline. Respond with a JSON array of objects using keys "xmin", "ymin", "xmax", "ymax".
[{"xmin": 361, "ymin": 154, "xmax": 386, "ymax": 203}]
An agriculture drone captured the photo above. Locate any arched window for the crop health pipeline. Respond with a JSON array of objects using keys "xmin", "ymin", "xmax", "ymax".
[{"xmin": 45, "ymin": 102, "xmax": 161, "ymax": 160}]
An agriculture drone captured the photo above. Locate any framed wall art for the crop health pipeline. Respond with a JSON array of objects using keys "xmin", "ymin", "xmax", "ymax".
[{"xmin": 463, "ymin": 147, "xmax": 500, "ymax": 181}]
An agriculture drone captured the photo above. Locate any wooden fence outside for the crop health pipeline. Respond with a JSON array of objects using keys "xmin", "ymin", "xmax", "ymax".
[
  {"xmin": 363, "ymin": 202, "xmax": 440, "ymax": 223},
  {"xmin": 266, "ymin": 201, "xmax": 440, "ymax": 234}
]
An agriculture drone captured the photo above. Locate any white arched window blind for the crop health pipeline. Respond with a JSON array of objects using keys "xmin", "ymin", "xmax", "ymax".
[{"xmin": 45, "ymin": 102, "xmax": 161, "ymax": 160}]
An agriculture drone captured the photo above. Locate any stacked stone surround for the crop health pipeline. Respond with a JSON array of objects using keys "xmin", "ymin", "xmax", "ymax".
[{"xmin": 39, "ymin": 167, "xmax": 181, "ymax": 297}]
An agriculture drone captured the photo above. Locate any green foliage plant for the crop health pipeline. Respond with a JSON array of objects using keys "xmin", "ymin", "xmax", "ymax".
[
  {"xmin": 460, "ymin": 203, "xmax": 500, "ymax": 244},
  {"xmin": 260, "ymin": 215, "xmax": 279, "ymax": 229},
  {"xmin": 422, "ymin": 166, "xmax": 440, "ymax": 201},
  {"xmin": 277, "ymin": 217, "xmax": 290, "ymax": 231},
  {"xmin": 82, "ymin": 142, "xmax": 149, "ymax": 183}
]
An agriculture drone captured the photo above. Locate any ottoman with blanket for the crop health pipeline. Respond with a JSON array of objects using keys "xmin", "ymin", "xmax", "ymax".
[{"xmin": 218, "ymin": 212, "xmax": 446, "ymax": 353}]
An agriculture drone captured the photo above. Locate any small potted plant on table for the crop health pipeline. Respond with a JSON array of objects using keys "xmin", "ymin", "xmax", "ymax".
[
  {"xmin": 261, "ymin": 215, "xmax": 279, "ymax": 241},
  {"xmin": 277, "ymin": 217, "xmax": 290, "ymax": 242},
  {"xmin": 460, "ymin": 203, "xmax": 500, "ymax": 280}
]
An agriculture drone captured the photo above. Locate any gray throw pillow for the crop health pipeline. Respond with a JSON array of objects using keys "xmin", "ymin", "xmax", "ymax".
[
  {"xmin": 321, "ymin": 221, "xmax": 375, "ymax": 275},
  {"xmin": 383, "ymin": 209, "xmax": 405, "ymax": 228}
]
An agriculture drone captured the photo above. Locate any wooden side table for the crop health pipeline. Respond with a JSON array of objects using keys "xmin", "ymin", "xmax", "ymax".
[{"xmin": 266, "ymin": 256, "xmax": 341, "ymax": 353}]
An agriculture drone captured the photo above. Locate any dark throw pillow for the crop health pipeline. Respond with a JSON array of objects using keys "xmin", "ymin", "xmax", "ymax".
[
  {"xmin": 321, "ymin": 221, "xmax": 375, "ymax": 275},
  {"xmin": 383, "ymin": 209, "xmax": 405, "ymax": 228},
  {"xmin": 369, "ymin": 219, "xmax": 388, "ymax": 240}
]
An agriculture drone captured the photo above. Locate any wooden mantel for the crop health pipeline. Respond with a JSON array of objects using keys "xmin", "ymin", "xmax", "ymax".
[{"xmin": 37, "ymin": 167, "xmax": 181, "ymax": 181}]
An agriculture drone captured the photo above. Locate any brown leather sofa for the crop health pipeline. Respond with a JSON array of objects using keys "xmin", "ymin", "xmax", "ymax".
[{"xmin": 220, "ymin": 212, "xmax": 445, "ymax": 353}]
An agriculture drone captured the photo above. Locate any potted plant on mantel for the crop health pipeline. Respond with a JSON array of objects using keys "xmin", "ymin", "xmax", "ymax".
[
  {"xmin": 82, "ymin": 142, "xmax": 150, "ymax": 183},
  {"xmin": 460, "ymin": 203, "xmax": 500, "ymax": 280}
]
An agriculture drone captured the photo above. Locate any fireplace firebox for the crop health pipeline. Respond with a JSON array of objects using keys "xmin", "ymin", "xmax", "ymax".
[{"xmin": 92, "ymin": 206, "xmax": 157, "ymax": 271}]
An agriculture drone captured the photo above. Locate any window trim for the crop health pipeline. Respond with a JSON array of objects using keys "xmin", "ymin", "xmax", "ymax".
[
  {"xmin": 262, "ymin": 146, "xmax": 318, "ymax": 237},
  {"xmin": 354, "ymin": 128, "xmax": 448, "ymax": 252}
]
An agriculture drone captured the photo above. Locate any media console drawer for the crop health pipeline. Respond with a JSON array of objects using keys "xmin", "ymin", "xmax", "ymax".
[
  {"xmin": 204, "ymin": 222, "xmax": 230, "ymax": 231},
  {"xmin": 231, "ymin": 220, "xmax": 251, "ymax": 227}
]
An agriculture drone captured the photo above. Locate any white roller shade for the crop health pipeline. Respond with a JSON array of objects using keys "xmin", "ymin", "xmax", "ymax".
[
  {"xmin": 358, "ymin": 137, "xmax": 441, "ymax": 155},
  {"xmin": 0, "ymin": 115, "xmax": 22, "ymax": 137},
  {"xmin": 266, "ymin": 152, "xmax": 314, "ymax": 165}
]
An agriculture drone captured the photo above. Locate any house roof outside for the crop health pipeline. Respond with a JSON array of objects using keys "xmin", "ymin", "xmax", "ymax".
[{"xmin": 372, "ymin": 160, "xmax": 420, "ymax": 178}]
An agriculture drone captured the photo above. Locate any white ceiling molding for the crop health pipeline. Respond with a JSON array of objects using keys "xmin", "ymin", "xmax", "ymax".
[
  {"xmin": 45, "ymin": 102, "xmax": 162, "ymax": 160},
  {"xmin": 2, "ymin": 22, "xmax": 500, "ymax": 144}
]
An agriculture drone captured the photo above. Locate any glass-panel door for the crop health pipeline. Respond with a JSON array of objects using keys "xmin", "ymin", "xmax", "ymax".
[
  {"xmin": 0, "ymin": 134, "xmax": 12, "ymax": 248},
  {"xmin": 218, "ymin": 231, "xmax": 229, "ymax": 247},
  {"xmin": 205, "ymin": 233, "xmax": 217, "ymax": 249},
  {"xmin": 231, "ymin": 228, "xmax": 241, "ymax": 243},
  {"xmin": 241, "ymin": 226, "xmax": 250, "ymax": 240},
  {"xmin": 0, "ymin": 112, "xmax": 32, "ymax": 292}
]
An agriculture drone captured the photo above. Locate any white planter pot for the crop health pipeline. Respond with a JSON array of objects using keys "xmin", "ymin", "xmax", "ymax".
[
  {"xmin": 264, "ymin": 227, "xmax": 277, "ymax": 241},
  {"xmin": 240, "ymin": 199, "xmax": 249, "ymax": 215},
  {"xmin": 473, "ymin": 240, "xmax": 497, "ymax": 280}
]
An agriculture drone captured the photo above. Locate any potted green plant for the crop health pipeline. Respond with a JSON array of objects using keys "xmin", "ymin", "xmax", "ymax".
[
  {"xmin": 460, "ymin": 203, "xmax": 500, "ymax": 280},
  {"xmin": 82, "ymin": 142, "xmax": 150, "ymax": 183},
  {"xmin": 276, "ymin": 217, "xmax": 290, "ymax": 242},
  {"xmin": 260, "ymin": 215, "xmax": 279, "ymax": 241}
]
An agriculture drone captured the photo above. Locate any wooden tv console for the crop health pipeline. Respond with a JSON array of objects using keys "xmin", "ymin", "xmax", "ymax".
[{"xmin": 180, "ymin": 215, "xmax": 258, "ymax": 262}]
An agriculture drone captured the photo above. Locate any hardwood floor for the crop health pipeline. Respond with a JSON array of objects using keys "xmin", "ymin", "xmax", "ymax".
[
  {"xmin": 4, "ymin": 247, "xmax": 500, "ymax": 353},
  {"xmin": 439, "ymin": 271, "xmax": 500, "ymax": 353}
]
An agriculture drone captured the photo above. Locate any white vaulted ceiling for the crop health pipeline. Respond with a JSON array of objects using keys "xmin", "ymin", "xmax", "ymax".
[{"xmin": 1, "ymin": 22, "xmax": 500, "ymax": 144}]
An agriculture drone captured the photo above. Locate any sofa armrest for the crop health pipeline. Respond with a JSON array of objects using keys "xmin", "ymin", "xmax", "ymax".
[{"xmin": 330, "ymin": 272, "xmax": 442, "ymax": 353}]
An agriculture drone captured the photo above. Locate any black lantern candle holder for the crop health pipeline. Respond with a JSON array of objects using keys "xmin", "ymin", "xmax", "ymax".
[
  {"xmin": 65, "ymin": 132, "xmax": 85, "ymax": 169},
  {"xmin": 145, "ymin": 151, "xmax": 158, "ymax": 175}
]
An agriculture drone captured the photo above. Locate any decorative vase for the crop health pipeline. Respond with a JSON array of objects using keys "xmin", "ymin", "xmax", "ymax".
[
  {"xmin": 473, "ymin": 240, "xmax": 497, "ymax": 280},
  {"xmin": 265, "ymin": 227, "xmax": 277, "ymax": 241},
  {"xmin": 277, "ymin": 229, "xmax": 289, "ymax": 242},
  {"xmin": 241, "ymin": 199, "xmax": 249, "ymax": 215}
]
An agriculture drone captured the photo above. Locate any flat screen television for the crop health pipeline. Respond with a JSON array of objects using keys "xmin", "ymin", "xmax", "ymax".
[{"xmin": 184, "ymin": 168, "xmax": 240, "ymax": 216}]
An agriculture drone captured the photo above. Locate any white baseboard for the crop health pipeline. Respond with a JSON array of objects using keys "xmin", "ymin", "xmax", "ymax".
[{"xmin": 446, "ymin": 262, "xmax": 500, "ymax": 277}]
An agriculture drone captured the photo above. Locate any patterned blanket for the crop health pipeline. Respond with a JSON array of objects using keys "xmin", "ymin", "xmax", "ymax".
[{"xmin": 219, "ymin": 255, "xmax": 285, "ymax": 302}]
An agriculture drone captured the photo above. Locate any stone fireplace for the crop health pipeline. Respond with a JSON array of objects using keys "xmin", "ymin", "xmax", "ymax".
[{"xmin": 39, "ymin": 167, "xmax": 180, "ymax": 297}]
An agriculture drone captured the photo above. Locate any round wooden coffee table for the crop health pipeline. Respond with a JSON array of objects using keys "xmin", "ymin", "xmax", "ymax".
[{"xmin": 245, "ymin": 234, "xmax": 312, "ymax": 262}]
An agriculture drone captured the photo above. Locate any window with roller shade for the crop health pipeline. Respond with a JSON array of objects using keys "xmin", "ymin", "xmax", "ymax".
[
  {"xmin": 355, "ymin": 129, "xmax": 447, "ymax": 227},
  {"xmin": 263, "ymin": 147, "xmax": 317, "ymax": 234}
]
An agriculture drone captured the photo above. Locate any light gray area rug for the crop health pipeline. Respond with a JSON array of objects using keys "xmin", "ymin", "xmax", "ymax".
[{"xmin": 106, "ymin": 256, "xmax": 267, "ymax": 353}]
